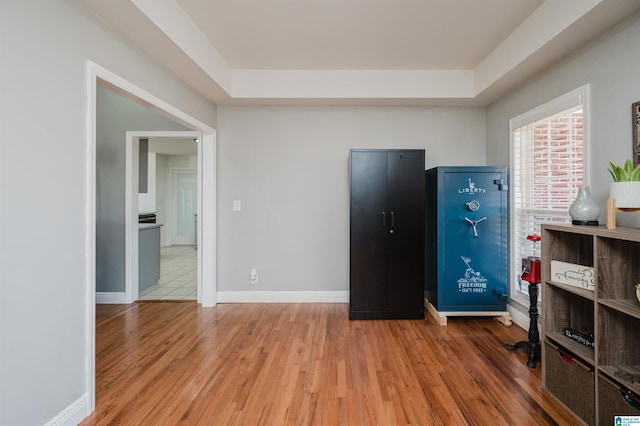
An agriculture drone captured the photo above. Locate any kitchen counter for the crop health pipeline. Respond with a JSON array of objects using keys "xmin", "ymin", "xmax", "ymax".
[
  {"xmin": 139, "ymin": 223, "xmax": 163, "ymax": 230},
  {"xmin": 139, "ymin": 223, "xmax": 163, "ymax": 292}
]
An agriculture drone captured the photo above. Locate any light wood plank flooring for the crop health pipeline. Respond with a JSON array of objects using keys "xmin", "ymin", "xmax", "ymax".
[{"xmin": 81, "ymin": 302, "xmax": 578, "ymax": 425}]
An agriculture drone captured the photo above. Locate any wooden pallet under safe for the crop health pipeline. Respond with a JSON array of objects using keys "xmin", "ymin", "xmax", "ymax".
[{"xmin": 425, "ymin": 298, "xmax": 512, "ymax": 327}]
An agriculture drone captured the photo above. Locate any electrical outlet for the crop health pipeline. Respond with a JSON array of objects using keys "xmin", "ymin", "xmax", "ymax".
[{"xmin": 250, "ymin": 268, "xmax": 259, "ymax": 284}]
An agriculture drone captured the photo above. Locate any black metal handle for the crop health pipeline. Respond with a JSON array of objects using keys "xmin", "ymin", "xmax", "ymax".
[
  {"xmin": 381, "ymin": 211, "xmax": 386, "ymax": 227},
  {"xmin": 620, "ymin": 387, "xmax": 640, "ymax": 410},
  {"xmin": 390, "ymin": 211, "xmax": 395, "ymax": 227}
]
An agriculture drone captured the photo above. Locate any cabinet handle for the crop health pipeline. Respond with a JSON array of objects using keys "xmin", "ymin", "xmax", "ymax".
[
  {"xmin": 620, "ymin": 387, "xmax": 640, "ymax": 410},
  {"xmin": 390, "ymin": 211, "xmax": 395, "ymax": 227},
  {"xmin": 556, "ymin": 348, "xmax": 573, "ymax": 364},
  {"xmin": 381, "ymin": 211, "xmax": 386, "ymax": 227}
]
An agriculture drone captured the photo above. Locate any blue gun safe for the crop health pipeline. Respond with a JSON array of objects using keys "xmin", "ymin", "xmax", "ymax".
[{"xmin": 425, "ymin": 166, "xmax": 509, "ymax": 324}]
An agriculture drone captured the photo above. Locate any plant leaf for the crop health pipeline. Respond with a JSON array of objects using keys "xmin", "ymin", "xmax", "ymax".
[
  {"xmin": 612, "ymin": 163, "xmax": 627, "ymax": 181},
  {"xmin": 621, "ymin": 164, "xmax": 630, "ymax": 181},
  {"xmin": 625, "ymin": 159, "xmax": 635, "ymax": 176},
  {"xmin": 606, "ymin": 160, "xmax": 640, "ymax": 181},
  {"xmin": 608, "ymin": 162, "xmax": 619, "ymax": 181}
]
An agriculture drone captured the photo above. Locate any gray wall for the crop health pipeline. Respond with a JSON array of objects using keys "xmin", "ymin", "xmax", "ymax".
[
  {"xmin": 486, "ymin": 12, "xmax": 640, "ymax": 313},
  {"xmin": 96, "ymin": 86, "xmax": 189, "ymax": 293},
  {"xmin": 217, "ymin": 106, "xmax": 486, "ymax": 293},
  {"xmin": 0, "ymin": 1, "xmax": 216, "ymax": 424}
]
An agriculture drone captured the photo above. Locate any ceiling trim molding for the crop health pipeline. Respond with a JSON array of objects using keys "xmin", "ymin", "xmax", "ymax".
[
  {"xmin": 124, "ymin": 0, "xmax": 604, "ymax": 102},
  {"xmin": 232, "ymin": 69, "xmax": 475, "ymax": 99},
  {"xmin": 130, "ymin": 0, "xmax": 233, "ymax": 94},
  {"xmin": 474, "ymin": 0, "xmax": 602, "ymax": 96},
  {"xmin": 82, "ymin": 0, "xmax": 638, "ymax": 105}
]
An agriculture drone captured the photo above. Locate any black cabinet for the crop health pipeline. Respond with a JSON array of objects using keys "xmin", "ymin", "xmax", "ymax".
[{"xmin": 349, "ymin": 149, "xmax": 425, "ymax": 319}]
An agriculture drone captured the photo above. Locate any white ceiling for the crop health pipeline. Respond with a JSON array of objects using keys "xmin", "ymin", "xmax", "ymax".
[
  {"xmin": 81, "ymin": 0, "xmax": 640, "ymax": 106},
  {"xmin": 177, "ymin": 0, "xmax": 543, "ymax": 70}
]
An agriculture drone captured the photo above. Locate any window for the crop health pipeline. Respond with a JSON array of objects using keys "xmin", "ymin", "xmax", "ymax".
[{"xmin": 510, "ymin": 86, "xmax": 589, "ymax": 306}]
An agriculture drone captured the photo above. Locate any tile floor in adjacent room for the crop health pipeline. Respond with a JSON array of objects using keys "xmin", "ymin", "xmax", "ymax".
[{"xmin": 139, "ymin": 245, "xmax": 197, "ymax": 300}]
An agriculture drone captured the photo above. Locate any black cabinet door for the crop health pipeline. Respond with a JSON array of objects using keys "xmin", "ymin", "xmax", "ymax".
[
  {"xmin": 350, "ymin": 149, "xmax": 425, "ymax": 319},
  {"xmin": 350, "ymin": 151, "xmax": 388, "ymax": 316},
  {"xmin": 387, "ymin": 151, "xmax": 425, "ymax": 317}
]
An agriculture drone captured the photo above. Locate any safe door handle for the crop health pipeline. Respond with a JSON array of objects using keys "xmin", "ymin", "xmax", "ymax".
[{"xmin": 465, "ymin": 216, "xmax": 487, "ymax": 237}]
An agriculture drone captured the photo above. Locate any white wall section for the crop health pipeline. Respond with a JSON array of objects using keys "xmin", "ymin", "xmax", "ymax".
[
  {"xmin": 0, "ymin": 1, "xmax": 217, "ymax": 424},
  {"xmin": 216, "ymin": 106, "xmax": 486, "ymax": 296}
]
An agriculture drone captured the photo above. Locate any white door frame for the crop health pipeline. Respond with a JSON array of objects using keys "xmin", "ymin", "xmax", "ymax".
[
  {"xmin": 125, "ymin": 133, "xmax": 200, "ymax": 304},
  {"xmin": 85, "ymin": 61, "xmax": 217, "ymax": 412},
  {"xmin": 168, "ymin": 167, "xmax": 198, "ymax": 246}
]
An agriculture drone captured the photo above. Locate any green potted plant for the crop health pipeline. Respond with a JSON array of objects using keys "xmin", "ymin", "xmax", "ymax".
[{"xmin": 608, "ymin": 159, "xmax": 640, "ymax": 207}]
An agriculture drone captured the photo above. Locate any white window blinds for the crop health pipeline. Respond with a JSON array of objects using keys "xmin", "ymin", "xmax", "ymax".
[
  {"xmin": 514, "ymin": 106, "xmax": 584, "ymax": 213},
  {"xmin": 511, "ymin": 89, "xmax": 586, "ymax": 303}
]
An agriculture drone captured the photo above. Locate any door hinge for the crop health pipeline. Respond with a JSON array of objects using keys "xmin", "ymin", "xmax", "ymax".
[
  {"xmin": 494, "ymin": 288, "xmax": 508, "ymax": 301},
  {"xmin": 494, "ymin": 179, "xmax": 508, "ymax": 191}
]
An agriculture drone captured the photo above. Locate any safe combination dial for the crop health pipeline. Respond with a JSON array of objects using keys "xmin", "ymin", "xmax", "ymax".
[{"xmin": 466, "ymin": 200, "xmax": 480, "ymax": 211}]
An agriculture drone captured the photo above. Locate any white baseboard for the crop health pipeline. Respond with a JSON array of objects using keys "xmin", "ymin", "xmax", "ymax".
[
  {"xmin": 96, "ymin": 291, "xmax": 127, "ymax": 304},
  {"xmin": 96, "ymin": 291, "xmax": 531, "ymax": 328},
  {"xmin": 44, "ymin": 393, "xmax": 89, "ymax": 426},
  {"xmin": 507, "ymin": 303, "xmax": 532, "ymax": 330},
  {"xmin": 217, "ymin": 291, "xmax": 349, "ymax": 303}
]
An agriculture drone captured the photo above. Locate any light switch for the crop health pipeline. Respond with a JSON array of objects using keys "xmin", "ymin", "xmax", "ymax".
[{"xmin": 233, "ymin": 200, "xmax": 241, "ymax": 211}]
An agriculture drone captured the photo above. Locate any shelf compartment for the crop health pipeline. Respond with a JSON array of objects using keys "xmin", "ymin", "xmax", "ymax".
[
  {"xmin": 544, "ymin": 339, "xmax": 595, "ymax": 425},
  {"xmin": 598, "ymin": 298, "xmax": 640, "ymax": 320},
  {"xmin": 546, "ymin": 280, "xmax": 594, "ymax": 301},
  {"xmin": 543, "ymin": 284, "xmax": 595, "ymax": 362},
  {"xmin": 597, "ymin": 236, "xmax": 640, "ymax": 300},
  {"xmin": 598, "ymin": 306, "xmax": 640, "ymax": 385},
  {"xmin": 546, "ymin": 332, "xmax": 594, "ymax": 365},
  {"xmin": 599, "ymin": 366, "xmax": 640, "ymax": 398},
  {"xmin": 543, "ymin": 229, "xmax": 594, "ymax": 268},
  {"xmin": 598, "ymin": 372, "xmax": 640, "ymax": 425}
]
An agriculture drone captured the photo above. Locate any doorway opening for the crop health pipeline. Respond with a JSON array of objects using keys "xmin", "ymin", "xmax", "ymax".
[
  {"xmin": 85, "ymin": 61, "xmax": 217, "ymax": 411},
  {"xmin": 171, "ymin": 168, "xmax": 198, "ymax": 246},
  {"xmin": 125, "ymin": 132, "xmax": 201, "ymax": 303}
]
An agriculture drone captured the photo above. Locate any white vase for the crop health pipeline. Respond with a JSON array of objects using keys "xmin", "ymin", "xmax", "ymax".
[
  {"xmin": 569, "ymin": 186, "xmax": 600, "ymax": 225},
  {"xmin": 610, "ymin": 182, "xmax": 640, "ymax": 208}
]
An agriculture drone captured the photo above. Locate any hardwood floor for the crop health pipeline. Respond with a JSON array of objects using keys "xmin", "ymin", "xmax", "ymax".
[{"xmin": 81, "ymin": 302, "xmax": 579, "ymax": 425}]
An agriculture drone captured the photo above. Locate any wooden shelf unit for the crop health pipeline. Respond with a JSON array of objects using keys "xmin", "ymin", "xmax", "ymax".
[{"xmin": 542, "ymin": 224, "xmax": 640, "ymax": 425}]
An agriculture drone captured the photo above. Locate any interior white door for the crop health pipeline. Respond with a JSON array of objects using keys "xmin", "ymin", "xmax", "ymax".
[{"xmin": 172, "ymin": 170, "xmax": 197, "ymax": 245}]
